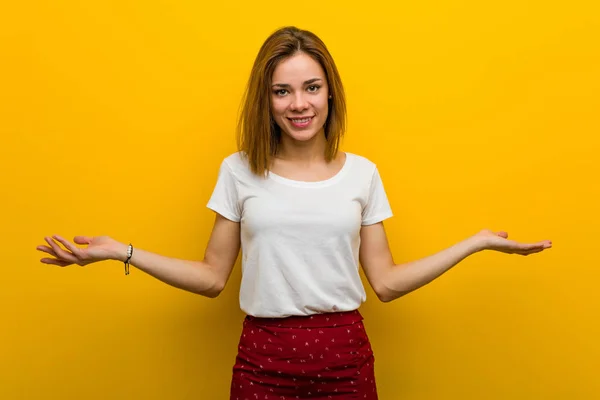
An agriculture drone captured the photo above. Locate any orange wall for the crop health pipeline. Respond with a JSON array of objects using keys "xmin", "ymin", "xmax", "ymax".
[{"xmin": 2, "ymin": 1, "xmax": 599, "ymax": 399}]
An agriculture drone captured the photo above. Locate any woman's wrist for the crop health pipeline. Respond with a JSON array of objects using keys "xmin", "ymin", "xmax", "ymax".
[
  {"xmin": 109, "ymin": 241, "xmax": 130, "ymax": 262},
  {"xmin": 466, "ymin": 233, "xmax": 489, "ymax": 253}
]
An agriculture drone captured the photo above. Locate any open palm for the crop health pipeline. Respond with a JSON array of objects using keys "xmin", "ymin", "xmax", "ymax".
[
  {"xmin": 36, "ymin": 235, "xmax": 121, "ymax": 267},
  {"xmin": 474, "ymin": 229, "xmax": 552, "ymax": 255}
]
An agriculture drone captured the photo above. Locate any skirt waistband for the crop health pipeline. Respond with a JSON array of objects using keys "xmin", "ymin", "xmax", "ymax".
[{"xmin": 245, "ymin": 309, "xmax": 363, "ymax": 328}]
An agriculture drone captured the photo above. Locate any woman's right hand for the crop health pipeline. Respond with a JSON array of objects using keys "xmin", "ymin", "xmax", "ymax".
[{"xmin": 36, "ymin": 235, "xmax": 126, "ymax": 267}]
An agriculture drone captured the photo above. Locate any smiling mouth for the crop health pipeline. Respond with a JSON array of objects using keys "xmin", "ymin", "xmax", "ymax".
[{"xmin": 287, "ymin": 117, "xmax": 313, "ymax": 123}]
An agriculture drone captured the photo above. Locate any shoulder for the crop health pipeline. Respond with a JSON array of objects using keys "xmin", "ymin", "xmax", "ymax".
[
  {"xmin": 218, "ymin": 151, "xmax": 255, "ymax": 181},
  {"xmin": 345, "ymin": 152, "xmax": 378, "ymax": 175},
  {"xmin": 346, "ymin": 152, "xmax": 376, "ymax": 166},
  {"xmin": 220, "ymin": 151, "xmax": 245, "ymax": 167}
]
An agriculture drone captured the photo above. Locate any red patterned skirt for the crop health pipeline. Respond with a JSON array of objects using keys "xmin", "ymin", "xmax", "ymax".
[{"xmin": 230, "ymin": 309, "xmax": 378, "ymax": 399}]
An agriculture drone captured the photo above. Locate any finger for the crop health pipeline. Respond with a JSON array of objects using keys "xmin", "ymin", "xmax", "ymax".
[
  {"xmin": 40, "ymin": 257, "xmax": 72, "ymax": 267},
  {"xmin": 74, "ymin": 236, "xmax": 93, "ymax": 245},
  {"xmin": 53, "ymin": 235, "xmax": 82, "ymax": 256},
  {"xmin": 516, "ymin": 242, "xmax": 545, "ymax": 251},
  {"xmin": 36, "ymin": 245, "xmax": 56, "ymax": 256},
  {"xmin": 519, "ymin": 240, "xmax": 552, "ymax": 250},
  {"xmin": 522, "ymin": 248, "xmax": 543, "ymax": 255},
  {"xmin": 44, "ymin": 237, "xmax": 78, "ymax": 264},
  {"xmin": 518, "ymin": 246, "xmax": 545, "ymax": 255}
]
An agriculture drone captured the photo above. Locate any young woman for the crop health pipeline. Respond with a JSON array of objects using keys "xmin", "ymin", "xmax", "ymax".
[{"xmin": 36, "ymin": 26, "xmax": 552, "ymax": 399}]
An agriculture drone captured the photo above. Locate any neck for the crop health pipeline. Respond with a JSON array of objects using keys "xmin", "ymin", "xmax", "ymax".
[{"xmin": 276, "ymin": 128, "xmax": 327, "ymax": 163}]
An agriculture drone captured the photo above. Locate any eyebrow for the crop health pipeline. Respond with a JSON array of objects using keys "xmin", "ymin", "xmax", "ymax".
[{"xmin": 271, "ymin": 78, "xmax": 323, "ymax": 88}]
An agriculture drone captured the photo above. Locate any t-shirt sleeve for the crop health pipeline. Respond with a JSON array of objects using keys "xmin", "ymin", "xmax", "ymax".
[
  {"xmin": 362, "ymin": 166, "xmax": 393, "ymax": 226},
  {"xmin": 206, "ymin": 160, "xmax": 241, "ymax": 222}
]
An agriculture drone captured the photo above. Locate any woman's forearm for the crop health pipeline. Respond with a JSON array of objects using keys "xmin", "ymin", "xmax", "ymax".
[
  {"xmin": 110, "ymin": 243, "xmax": 223, "ymax": 298},
  {"xmin": 380, "ymin": 236, "xmax": 484, "ymax": 302}
]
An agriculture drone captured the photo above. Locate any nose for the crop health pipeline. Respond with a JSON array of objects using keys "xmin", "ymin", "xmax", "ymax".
[{"xmin": 289, "ymin": 92, "xmax": 309, "ymax": 111}]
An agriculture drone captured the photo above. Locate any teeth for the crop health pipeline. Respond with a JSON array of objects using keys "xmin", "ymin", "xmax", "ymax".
[{"xmin": 291, "ymin": 118, "xmax": 311, "ymax": 123}]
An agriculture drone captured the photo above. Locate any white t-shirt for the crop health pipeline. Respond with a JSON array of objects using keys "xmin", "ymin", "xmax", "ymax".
[{"xmin": 207, "ymin": 151, "xmax": 393, "ymax": 318}]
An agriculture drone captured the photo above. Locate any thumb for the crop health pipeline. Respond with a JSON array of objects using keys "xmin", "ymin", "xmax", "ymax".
[
  {"xmin": 74, "ymin": 236, "xmax": 93, "ymax": 245},
  {"xmin": 495, "ymin": 231, "xmax": 509, "ymax": 239}
]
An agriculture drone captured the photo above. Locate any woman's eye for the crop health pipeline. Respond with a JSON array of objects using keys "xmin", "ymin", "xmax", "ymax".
[
  {"xmin": 275, "ymin": 89, "xmax": 288, "ymax": 96},
  {"xmin": 307, "ymin": 85, "xmax": 320, "ymax": 92}
]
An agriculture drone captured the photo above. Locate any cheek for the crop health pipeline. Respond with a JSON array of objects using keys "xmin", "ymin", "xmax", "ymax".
[
  {"xmin": 315, "ymin": 93, "xmax": 329, "ymax": 109},
  {"xmin": 271, "ymin": 99, "xmax": 287, "ymax": 117},
  {"xmin": 317, "ymin": 99, "xmax": 329, "ymax": 116}
]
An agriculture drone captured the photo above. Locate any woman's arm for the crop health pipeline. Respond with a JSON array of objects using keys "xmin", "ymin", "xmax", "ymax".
[
  {"xmin": 37, "ymin": 213, "xmax": 241, "ymax": 298},
  {"xmin": 359, "ymin": 223, "xmax": 552, "ymax": 302}
]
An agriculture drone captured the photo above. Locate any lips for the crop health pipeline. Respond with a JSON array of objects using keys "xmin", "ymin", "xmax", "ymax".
[
  {"xmin": 287, "ymin": 116, "xmax": 314, "ymax": 122},
  {"xmin": 287, "ymin": 116, "xmax": 314, "ymax": 128}
]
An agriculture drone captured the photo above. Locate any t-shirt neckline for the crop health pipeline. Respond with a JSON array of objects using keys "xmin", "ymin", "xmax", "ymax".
[{"xmin": 268, "ymin": 152, "xmax": 353, "ymax": 188}]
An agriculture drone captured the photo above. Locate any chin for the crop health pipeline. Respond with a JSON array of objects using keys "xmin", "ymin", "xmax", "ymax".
[
  {"xmin": 280, "ymin": 122, "xmax": 325, "ymax": 142},
  {"xmin": 288, "ymin": 130, "xmax": 320, "ymax": 141}
]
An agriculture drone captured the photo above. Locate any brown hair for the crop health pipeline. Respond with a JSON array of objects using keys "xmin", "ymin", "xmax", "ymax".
[{"xmin": 237, "ymin": 26, "xmax": 347, "ymax": 176}]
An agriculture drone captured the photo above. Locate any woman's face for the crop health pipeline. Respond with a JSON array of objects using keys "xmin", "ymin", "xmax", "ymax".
[{"xmin": 270, "ymin": 52, "xmax": 330, "ymax": 143}]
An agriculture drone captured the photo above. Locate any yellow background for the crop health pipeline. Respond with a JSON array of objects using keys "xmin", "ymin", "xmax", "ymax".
[{"xmin": 1, "ymin": 0, "xmax": 599, "ymax": 399}]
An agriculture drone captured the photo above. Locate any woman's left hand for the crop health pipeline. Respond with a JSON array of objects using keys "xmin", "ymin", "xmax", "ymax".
[{"xmin": 473, "ymin": 229, "xmax": 552, "ymax": 255}]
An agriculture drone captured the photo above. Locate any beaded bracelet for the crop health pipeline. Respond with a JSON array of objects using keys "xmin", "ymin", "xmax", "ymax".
[{"xmin": 124, "ymin": 243, "xmax": 133, "ymax": 275}]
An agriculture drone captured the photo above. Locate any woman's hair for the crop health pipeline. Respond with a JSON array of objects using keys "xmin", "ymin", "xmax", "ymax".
[{"xmin": 237, "ymin": 26, "xmax": 347, "ymax": 176}]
